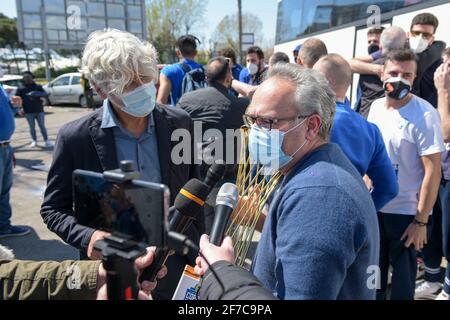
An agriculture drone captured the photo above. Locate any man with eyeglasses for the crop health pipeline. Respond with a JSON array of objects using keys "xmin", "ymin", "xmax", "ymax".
[{"xmin": 216, "ymin": 63, "xmax": 380, "ymax": 300}]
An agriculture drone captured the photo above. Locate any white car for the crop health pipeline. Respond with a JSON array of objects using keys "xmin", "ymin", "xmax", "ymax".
[
  {"xmin": 43, "ymin": 72, "xmax": 102, "ymax": 108},
  {"xmin": 0, "ymin": 74, "xmax": 24, "ymax": 96}
]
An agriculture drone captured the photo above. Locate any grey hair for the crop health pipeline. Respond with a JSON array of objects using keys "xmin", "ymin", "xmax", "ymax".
[
  {"xmin": 267, "ymin": 63, "xmax": 336, "ymax": 140},
  {"xmin": 380, "ymin": 26, "xmax": 407, "ymax": 53},
  {"xmin": 81, "ymin": 28, "xmax": 159, "ymax": 96}
]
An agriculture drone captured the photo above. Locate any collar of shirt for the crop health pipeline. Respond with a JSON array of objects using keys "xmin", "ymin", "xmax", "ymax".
[{"xmin": 100, "ymin": 100, "xmax": 155, "ymax": 135}]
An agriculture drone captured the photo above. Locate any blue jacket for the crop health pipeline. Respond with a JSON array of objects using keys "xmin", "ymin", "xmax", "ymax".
[
  {"xmin": 252, "ymin": 143, "xmax": 380, "ymax": 300},
  {"xmin": 0, "ymin": 85, "xmax": 15, "ymax": 141},
  {"xmin": 331, "ymin": 99, "xmax": 398, "ymax": 211}
]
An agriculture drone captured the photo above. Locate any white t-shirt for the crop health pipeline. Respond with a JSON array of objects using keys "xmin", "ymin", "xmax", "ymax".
[{"xmin": 368, "ymin": 95, "xmax": 446, "ymax": 216}]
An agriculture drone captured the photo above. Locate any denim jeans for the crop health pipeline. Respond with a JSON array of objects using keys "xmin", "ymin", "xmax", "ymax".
[
  {"xmin": 25, "ymin": 112, "xmax": 48, "ymax": 141},
  {"xmin": 0, "ymin": 145, "xmax": 13, "ymax": 232}
]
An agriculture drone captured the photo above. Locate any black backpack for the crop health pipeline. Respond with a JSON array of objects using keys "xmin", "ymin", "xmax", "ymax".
[{"xmin": 179, "ymin": 63, "xmax": 207, "ymax": 96}]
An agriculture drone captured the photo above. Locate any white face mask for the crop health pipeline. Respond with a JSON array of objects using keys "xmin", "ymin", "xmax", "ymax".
[
  {"xmin": 409, "ymin": 36, "xmax": 429, "ymax": 54},
  {"xmin": 119, "ymin": 81, "xmax": 157, "ymax": 118},
  {"xmin": 247, "ymin": 63, "xmax": 259, "ymax": 75}
]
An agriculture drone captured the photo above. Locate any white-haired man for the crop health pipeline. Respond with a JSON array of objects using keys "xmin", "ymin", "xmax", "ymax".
[
  {"xmin": 40, "ymin": 29, "xmax": 201, "ymax": 300},
  {"xmin": 196, "ymin": 63, "xmax": 380, "ymax": 300}
]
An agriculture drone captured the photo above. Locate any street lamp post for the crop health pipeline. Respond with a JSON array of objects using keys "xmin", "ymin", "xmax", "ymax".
[
  {"xmin": 40, "ymin": 3, "xmax": 51, "ymax": 81},
  {"xmin": 238, "ymin": 0, "xmax": 243, "ymax": 64}
]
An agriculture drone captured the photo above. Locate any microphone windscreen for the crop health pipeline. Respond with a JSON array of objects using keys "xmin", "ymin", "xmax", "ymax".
[
  {"xmin": 205, "ymin": 162, "xmax": 227, "ymax": 187},
  {"xmin": 174, "ymin": 179, "xmax": 210, "ymax": 218}
]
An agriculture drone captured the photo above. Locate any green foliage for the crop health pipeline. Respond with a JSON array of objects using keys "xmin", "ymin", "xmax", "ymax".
[
  {"xmin": 212, "ymin": 13, "xmax": 264, "ymax": 54},
  {"xmin": 147, "ymin": 0, "xmax": 208, "ymax": 64},
  {"xmin": 0, "ymin": 14, "xmax": 18, "ymax": 48}
]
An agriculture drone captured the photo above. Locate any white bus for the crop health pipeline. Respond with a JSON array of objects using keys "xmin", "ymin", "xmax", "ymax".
[{"xmin": 274, "ymin": 0, "xmax": 450, "ymax": 105}]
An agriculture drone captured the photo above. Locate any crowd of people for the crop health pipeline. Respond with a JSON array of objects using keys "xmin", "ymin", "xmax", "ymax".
[{"xmin": 0, "ymin": 12, "xmax": 449, "ymax": 301}]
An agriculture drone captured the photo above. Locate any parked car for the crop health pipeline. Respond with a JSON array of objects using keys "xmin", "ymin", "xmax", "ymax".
[
  {"xmin": 0, "ymin": 74, "xmax": 24, "ymax": 96},
  {"xmin": 43, "ymin": 72, "xmax": 102, "ymax": 108}
]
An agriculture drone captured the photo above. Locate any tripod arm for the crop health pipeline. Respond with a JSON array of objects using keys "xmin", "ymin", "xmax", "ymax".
[{"xmin": 95, "ymin": 235, "xmax": 147, "ymax": 300}]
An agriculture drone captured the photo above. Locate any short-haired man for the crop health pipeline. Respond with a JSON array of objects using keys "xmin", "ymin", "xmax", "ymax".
[
  {"xmin": 408, "ymin": 13, "xmax": 445, "ymax": 108},
  {"xmin": 41, "ymin": 29, "xmax": 202, "ymax": 300},
  {"xmin": 313, "ymin": 54, "xmax": 398, "ymax": 211},
  {"xmin": 219, "ymin": 47, "xmax": 243, "ymax": 82},
  {"xmin": 201, "ymin": 63, "xmax": 380, "ymax": 300},
  {"xmin": 368, "ymin": 49, "xmax": 446, "ymax": 300},
  {"xmin": 16, "ymin": 71, "xmax": 52, "ymax": 148},
  {"xmin": 269, "ymin": 52, "xmax": 290, "ymax": 67},
  {"xmin": 296, "ymin": 38, "xmax": 328, "ymax": 68},
  {"xmin": 239, "ymin": 46, "xmax": 268, "ymax": 86},
  {"xmin": 367, "ymin": 27, "xmax": 385, "ymax": 55},
  {"xmin": 157, "ymin": 35, "xmax": 203, "ymax": 106}
]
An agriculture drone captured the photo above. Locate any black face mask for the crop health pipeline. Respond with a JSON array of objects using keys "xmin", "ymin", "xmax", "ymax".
[
  {"xmin": 383, "ymin": 77, "xmax": 412, "ymax": 100},
  {"xmin": 368, "ymin": 43, "xmax": 380, "ymax": 55}
]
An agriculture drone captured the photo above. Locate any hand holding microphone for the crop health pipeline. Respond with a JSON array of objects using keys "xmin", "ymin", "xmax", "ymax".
[
  {"xmin": 194, "ymin": 235, "xmax": 235, "ymax": 276},
  {"xmin": 195, "ymin": 183, "xmax": 239, "ymax": 276}
]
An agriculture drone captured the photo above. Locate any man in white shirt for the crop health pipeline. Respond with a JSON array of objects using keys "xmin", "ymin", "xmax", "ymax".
[{"xmin": 368, "ymin": 49, "xmax": 445, "ymax": 300}]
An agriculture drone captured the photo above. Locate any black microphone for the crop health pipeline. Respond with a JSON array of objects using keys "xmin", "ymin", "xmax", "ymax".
[
  {"xmin": 139, "ymin": 178, "xmax": 210, "ymax": 282},
  {"xmin": 204, "ymin": 161, "xmax": 227, "ymax": 193},
  {"xmin": 209, "ymin": 183, "xmax": 239, "ymax": 246},
  {"xmin": 139, "ymin": 163, "xmax": 226, "ymax": 282}
]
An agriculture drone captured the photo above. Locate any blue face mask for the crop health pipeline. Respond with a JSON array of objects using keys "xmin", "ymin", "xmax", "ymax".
[
  {"xmin": 248, "ymin": 118, "xmax": 308, "ymax": 173},
  {"xmin": 120, "ymin": 81, "xmax": 157, "ymax": 118}
]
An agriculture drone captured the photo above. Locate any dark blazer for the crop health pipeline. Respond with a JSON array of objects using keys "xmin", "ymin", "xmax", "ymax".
[{"xmin": 40, "ymin": 104, "xmax": 202, "ymax": 300}]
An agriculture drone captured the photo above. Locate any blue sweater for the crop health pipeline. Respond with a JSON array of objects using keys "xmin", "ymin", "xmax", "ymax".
[
  {"xmin": 252, "ymin": 143, "xmax": 380, "ymax": 300},
  {"xmin": 0, "ymin": 85, "xmax": 15, "ymax": 141},
  {"xmin": 331, "ymin": 99, "xmax": 398, "ymax": 211}
]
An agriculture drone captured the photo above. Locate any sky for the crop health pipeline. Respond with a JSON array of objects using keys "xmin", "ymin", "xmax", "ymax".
[{"xmin": 0, "ymin": 0, "xmax": 278, "ymax": 48}]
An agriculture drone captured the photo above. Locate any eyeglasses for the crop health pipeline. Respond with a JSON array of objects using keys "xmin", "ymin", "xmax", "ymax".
[
  {"xmin": 410, "ymin": 30, "xmax": 434, "ymax": 40},
  {"xmin": 243, "ymin": 114, "xmax": 309, "ymax": 132}
]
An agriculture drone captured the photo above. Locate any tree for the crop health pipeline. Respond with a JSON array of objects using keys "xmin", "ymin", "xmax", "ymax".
[
  {"xmin": 0, "ymin": 13, "xmax": 21, "ymax": 72},
  {"xmin": 147, "ymin": 0, "xmax": 208, "ymax": 64},
  {"xmin": 212, "ymin": 12, "xmax": 264, "ymax": 58}
]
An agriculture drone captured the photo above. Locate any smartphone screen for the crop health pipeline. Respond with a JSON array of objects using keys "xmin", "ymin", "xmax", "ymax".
[{"xmin": 73, "ymin": 170, "xmax": 169, "ymax": 247}]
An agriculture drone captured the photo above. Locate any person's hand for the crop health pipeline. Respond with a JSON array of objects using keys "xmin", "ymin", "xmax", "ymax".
[
  {"xmin": 135, "ymin": 247, "xmax": 168, "ymax": 295},
  {"xmin": 231, "ymin": 186, "xmax": 266, "ymax": 232},
  {"xmin": 194, "ymin": 235, "xmax": 235, "ymax": 276},
  {"xmin": 363, "ymin": 175, "xmax": 373, "ymax": 191},
  {"xmin": 401, "ymin": 223, "xmax": 427, "ymax": 251},
  {"xmin": 87, "ymin": 230, "xmax": 111, "ymax": 260},
  {"xmin": 96, "ymin": 247, "xmax": 168, "ymax": 300},
  {"xmin": 10, "ymin": 96, "xmax": 22, "ymax": 107},
  {"xmin": 434, "ymin": 62, "xmax": 450, "ymax": 91}
]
